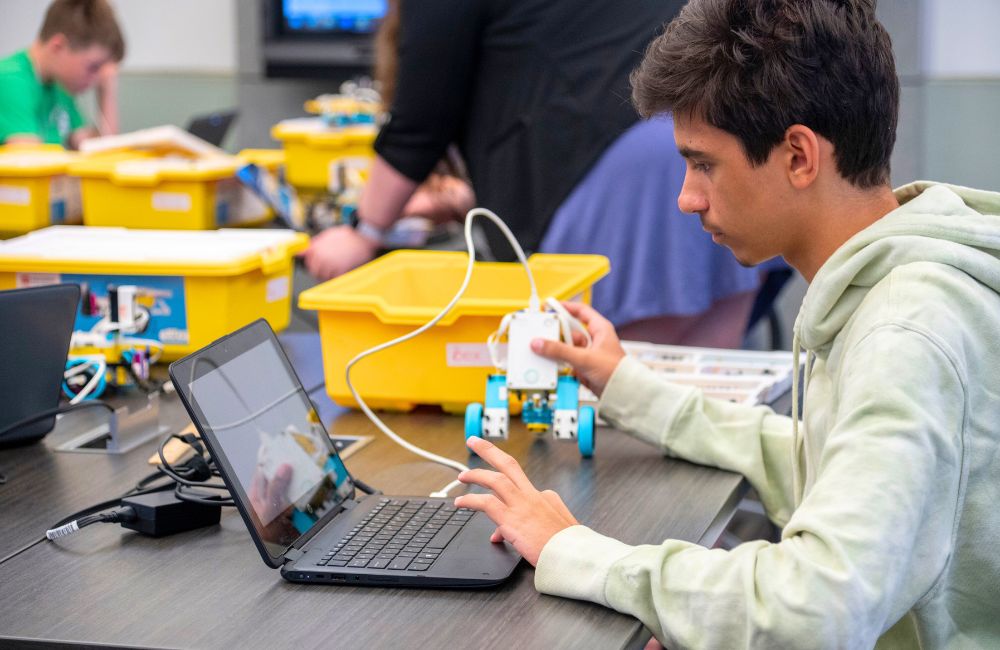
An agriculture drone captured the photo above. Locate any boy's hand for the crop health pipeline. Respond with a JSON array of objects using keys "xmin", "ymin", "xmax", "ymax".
[
  {"xmin": 455, "ymin": 436, "xmax": 578, "ymax": 566},
  {"xmin": 531, "ymin": 301, "xmax": 626, "ymax": 397}
]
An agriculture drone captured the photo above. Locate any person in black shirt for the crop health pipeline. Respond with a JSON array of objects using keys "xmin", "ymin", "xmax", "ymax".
[{"xmin": 303, "ymin": 0, "xmax": 686, "ymax": 279}]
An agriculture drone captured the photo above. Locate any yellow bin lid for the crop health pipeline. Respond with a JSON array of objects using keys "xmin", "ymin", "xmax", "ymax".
[
  {"xmin": 271, "ymin": 118, "xmax": 377, "ymax": 148},
  {"xmin": 236, "ymin": 148, "xmax": 285, "ymax": 170},
  {"xmin": 68, "ymin": 154, "xmax": 240, "ymax": 186},
  {"xmin": 0, "ymin": 147, "xmax": 78, "ymax": 177},
  {"xmin": 298, "ymin": 250, "xmax": 610, "ymax": 326},
  {"xmin": 0, "ymin": 226, "xmax": 308, "ymax": 276}
]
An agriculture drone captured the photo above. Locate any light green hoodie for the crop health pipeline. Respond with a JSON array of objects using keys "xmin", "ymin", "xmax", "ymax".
[{"xmin": 534, "ymin": 182, "xmax": 1000, "ymax": 649}]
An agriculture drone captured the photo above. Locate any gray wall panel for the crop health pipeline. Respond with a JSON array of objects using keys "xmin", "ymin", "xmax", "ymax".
[{"xmin": 924, "ymin": 80, "xmax": 1000, "ymax": 190}]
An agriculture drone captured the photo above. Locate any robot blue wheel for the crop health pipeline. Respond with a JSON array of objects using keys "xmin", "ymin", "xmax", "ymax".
[
  {"xmin": 465, "ymin": 402, "xmax": 484, "ymax": 442},
  {"xmin": 577, "ymin": 405, "xmax": 595, "ymax": 457}
]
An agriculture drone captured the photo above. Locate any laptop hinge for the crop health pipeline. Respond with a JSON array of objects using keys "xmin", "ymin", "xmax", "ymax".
[{"xmin": 284, "ymin": 547, "xmax": 304, "ymax": 563}]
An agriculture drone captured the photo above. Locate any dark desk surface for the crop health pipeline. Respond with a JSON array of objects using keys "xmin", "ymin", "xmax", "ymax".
[{"xmin": 0, "ymin": 321, "xmax": 750, "ymax": 650}]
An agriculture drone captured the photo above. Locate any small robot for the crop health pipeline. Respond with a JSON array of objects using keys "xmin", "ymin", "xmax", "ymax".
[
  {"xmin": 464, "ymin": 299, "xmax": 595, "ymax": 457},
  {"xmin": 64, "ymin": 284, "xmax": 162, "ymax": 402}
]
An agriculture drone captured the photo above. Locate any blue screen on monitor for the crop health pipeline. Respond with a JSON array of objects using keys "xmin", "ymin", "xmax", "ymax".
[{"xmin": 282, "ymin": 0, "xmax": 387, "ymax": 34}]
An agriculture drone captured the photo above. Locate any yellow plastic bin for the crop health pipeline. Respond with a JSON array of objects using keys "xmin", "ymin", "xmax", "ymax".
[
  {"xmin": 237, "ymin": 148, "xmax": 285, "ymax": 171},
  {"xmin": 69, "ymin": 153, "xmax": 259, "ymax": 230},
  {"xmin": 271, "ymin": 118, "xmax": 376, "ymax": 191},
  {"xmin": 298, "ymin": 250, "xmax": 610, "ymax": 413},
  {"xmin": 0, "ymin": 145, "xmax": 81, "ymax": 238},
  {"xmin": 0, "ymin": 226, "xmax": 309, "ymax": 361}
]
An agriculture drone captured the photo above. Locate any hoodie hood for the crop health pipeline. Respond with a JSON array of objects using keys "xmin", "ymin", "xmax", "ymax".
[{"xmin": 795, "ymin": 181, "xmax": 1000, "ymax": 351}]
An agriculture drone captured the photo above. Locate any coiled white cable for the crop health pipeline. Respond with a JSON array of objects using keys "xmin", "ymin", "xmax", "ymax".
[
  {"xmin": 64, "ymin": 355, "xmax": 107, "ymax": 404},
  {"xmin": 345, "ymin": 207, "xmax": 539, "ymax": 498}
]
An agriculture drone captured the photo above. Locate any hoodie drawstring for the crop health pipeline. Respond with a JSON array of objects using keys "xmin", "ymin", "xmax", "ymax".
[
  {"xmin": 790, "ymin": 330, "xmax": 812, "ymax": 507},
  {"xmin": 791, "ymin": 332, "xmax": 801, "ymax": 505}
]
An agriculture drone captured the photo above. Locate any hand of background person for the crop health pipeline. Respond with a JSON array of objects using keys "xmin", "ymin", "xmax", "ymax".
[
  {"xmin": 530, "ymin": 301, "xmax": 627, "ymax": 397},
  {"xmin": 402, "ymin": 174, "xmax": 475, "ymax": 224},
  {"xmin": 95, "ymin": 62, "xmax": 119, "ymax": 135},
  {"xmin": 96, "ymin": 61, "xmax": 119, "ymax": 94},
  {"xmin": 454, "ymin": 436, "xmax": 579, "ymax": 566},
  {"xmin": 303, "ymin": 225, "xmax": 380, "ymax": 280}
]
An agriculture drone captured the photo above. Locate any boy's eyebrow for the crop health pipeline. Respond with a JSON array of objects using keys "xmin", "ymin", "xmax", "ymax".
[{"xmin": 677, "ymin": 146, "xmax": 708, "ymax": 159}]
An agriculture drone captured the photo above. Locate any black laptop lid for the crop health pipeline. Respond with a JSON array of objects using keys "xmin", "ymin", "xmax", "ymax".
[
  {"xmin": 185, "ymin": 110, "xmax": 238, "ymax": 147},
  {"xmin": 169, "ymin": 319, "xmax": 356, "ymax": 568},
  {"xmin": 0, "ymin": 284, "xmax": 80, "ymax": 446}
]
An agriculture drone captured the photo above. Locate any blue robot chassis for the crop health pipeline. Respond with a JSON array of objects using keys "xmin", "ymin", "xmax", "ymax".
[{"xmin": 464, "ymin": 374, "xmax": 595, "ymax": 457}]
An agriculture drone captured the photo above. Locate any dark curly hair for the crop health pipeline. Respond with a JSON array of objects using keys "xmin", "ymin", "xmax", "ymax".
[{"xmin": 631, "ymin": 0, "xmax": 898, "ymax": 188}]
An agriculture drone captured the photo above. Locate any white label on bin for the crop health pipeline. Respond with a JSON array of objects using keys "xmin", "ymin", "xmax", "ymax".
[
  {"xmin": 446, "ymin": 343, "xmax": 504, "ymax": 368},
  {"xmin": 152, "ymin": 192, "xmax": 192, "ymax": 212},
  {"xmin": 15, "ymin": 272, "xmax": 61, "ymax": 288},
  {"xmin": 0, "ymin": 185, "xmax": 30, "ymax": 206},
  {"xmin": 159, "ymin": 327, "xmax": 189, "ymax": 344},
  {"xmin": 266, "ymin": 276, "xmax": 289, "ymax": 303}
]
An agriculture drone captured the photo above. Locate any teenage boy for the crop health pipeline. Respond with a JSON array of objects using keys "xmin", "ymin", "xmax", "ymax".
[
  {"xmin": 453, "ymin": 0, "xmax": 1000, "ymax": 647},
  {"xmin": 0, "ymin": 0, "xmax": 125, "ymax": 148}
]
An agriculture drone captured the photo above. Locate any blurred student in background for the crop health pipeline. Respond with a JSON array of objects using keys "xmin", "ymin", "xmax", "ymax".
[{"xmin": 0, "ymin": 0, "xmax": 125, "ymax": 149}]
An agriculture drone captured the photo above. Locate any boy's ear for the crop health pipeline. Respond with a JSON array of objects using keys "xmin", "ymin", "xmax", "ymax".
[
  {"xmin": 784, "ymin": 124, "xmax": 821, "ymax": 190},
  {"xmin": 44, "ymin": 33, "xmax": 70, "ymax": 54}
]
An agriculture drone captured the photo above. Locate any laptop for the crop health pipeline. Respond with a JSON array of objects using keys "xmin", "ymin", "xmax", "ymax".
[
  {"xmin": 169, "ymin": 319, "xmax": 521, "ymax": 587},
  {"xmin": 0, "ymin": 284, "xmax": 80, "ymax": 447},
  {"xmin": 185, "ymin": 110, "xmax": 238, "ymax": 147}
]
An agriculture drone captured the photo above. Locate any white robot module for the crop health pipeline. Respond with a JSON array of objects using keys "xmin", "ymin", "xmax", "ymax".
[
  {"xmin": 345, "ymin": 207, "xmax": 598, "ymax": 500},
  {"xmin": 464, "ymin": 297, "xmax": 596, "ymax": 457}
]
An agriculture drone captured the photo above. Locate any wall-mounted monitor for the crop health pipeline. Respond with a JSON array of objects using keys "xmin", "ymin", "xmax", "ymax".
[
  {"xmin": 262, "ymin": 0, "xmax": 387, "ymax": 78},
  {"xmin": 280, "ymin": 0, "xmax": 387, "ymax": 36}
]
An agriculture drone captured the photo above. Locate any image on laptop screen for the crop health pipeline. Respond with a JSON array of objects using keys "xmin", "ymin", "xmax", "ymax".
[{"xmin": 185, "ymin": 337, "xmax": 354, "ymax": 557}]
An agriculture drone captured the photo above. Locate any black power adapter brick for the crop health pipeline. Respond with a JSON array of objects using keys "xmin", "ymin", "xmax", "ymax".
[{"xmin": 120, "ymin": 491, "xmax": 221, "ymax": 537}]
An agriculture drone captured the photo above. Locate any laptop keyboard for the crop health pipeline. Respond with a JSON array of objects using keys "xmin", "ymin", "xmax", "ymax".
[{"xmin": 315, "ymin": 498, "xmax": 475, "ymax": 572}]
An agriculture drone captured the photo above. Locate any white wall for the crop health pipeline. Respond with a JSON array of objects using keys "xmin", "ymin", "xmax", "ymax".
[
  {"xmin": 923, "ymin": 0, "xmax": 1000, "ymax": 78},
  {"xmin": 0, "ymin": 0, "xmax": 236, "ymax": 73}
]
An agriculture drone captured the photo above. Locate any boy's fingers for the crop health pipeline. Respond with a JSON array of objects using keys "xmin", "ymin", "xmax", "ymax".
[
  {"xmin": 531, "ymin": 337, "xmax": 585, "ymax": 365},
  {"xmin": 457, "ymin": 468, "xmax": 518, "ymax": 503},
  {"xmin": 560, "ymin": 301, "xmax": 614, "ymax": 337},
  {"xmin": 560, "ymin": 301, "xmax": 605, "ymax": 326},
  {"xmin": 453, "ymin": 493, "xmax": 507, "ymax": 522},
  {"xmin": 465, "ymin": 437, "xmax": 534, "ymax": 491}
]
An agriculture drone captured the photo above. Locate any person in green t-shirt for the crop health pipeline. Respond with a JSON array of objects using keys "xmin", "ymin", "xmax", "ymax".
[{"xmin": 0, "ymin": 0, "xmax": 125, "ymax": 149}]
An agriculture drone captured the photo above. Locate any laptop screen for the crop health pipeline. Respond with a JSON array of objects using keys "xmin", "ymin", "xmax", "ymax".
[{"xmin": 177, "ymin": 322, "xmax": 355, "ymax": 562}]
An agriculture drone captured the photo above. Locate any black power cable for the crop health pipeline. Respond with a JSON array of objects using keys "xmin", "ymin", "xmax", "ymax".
[
  {"xmin": 155, "ymin": 432, "xmax": 235, "ymax": 507},
  {"xmin": 0, "ymin": 474, "xmax": 170, "ymax": 567}
]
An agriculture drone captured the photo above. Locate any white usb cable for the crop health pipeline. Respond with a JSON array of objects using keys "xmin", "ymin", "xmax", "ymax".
[{"xmin": 344, "ymin": 207, "xmax": 538, "ymax": 498}]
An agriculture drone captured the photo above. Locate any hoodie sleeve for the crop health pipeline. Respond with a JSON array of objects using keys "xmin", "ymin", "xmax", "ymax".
[
  {"xmin": 597, "ymin": 356, "xmax": 797, "ymax": 525},
  {"xmin": 535, "ymin": 327, "xmax": 964, "ymax": 649}
]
